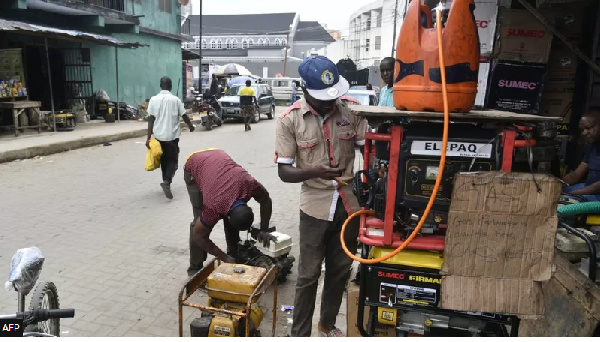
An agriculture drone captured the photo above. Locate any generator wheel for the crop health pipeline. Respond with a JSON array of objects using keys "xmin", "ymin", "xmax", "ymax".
[{"xmin": 25, "ymin": 282, "xmax": 60, "ymax": 336}]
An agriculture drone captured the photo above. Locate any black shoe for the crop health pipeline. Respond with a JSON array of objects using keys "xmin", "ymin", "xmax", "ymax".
[
  {"xmin": 187, "ymin": 267, "xmax": 201, "ymax": 277},
  {"xmin": 161, "ymin": 182, "xmax": 173, "ymax": 199}
]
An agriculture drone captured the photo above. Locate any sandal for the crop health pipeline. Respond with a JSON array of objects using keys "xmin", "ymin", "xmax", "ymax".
[{"xmin": 318, "ymin": 327, "xmax": 344, "ymax": 337}]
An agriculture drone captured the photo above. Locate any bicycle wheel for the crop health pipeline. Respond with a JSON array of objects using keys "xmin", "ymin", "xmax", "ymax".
[{"xmin": 25, "ymin": 282, "xmax": 60, "ymax": 336}]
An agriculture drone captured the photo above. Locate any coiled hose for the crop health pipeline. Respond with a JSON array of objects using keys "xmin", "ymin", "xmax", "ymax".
[
  {"xmin": 557, "ymin": 202, "xmax": 600, "ymax": 218},
  {"xmin": 340, "ymin": 7, "xmax": 450, "ymax": 264}
]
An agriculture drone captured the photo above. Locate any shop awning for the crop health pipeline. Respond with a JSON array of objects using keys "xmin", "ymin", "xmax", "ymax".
[
  {"xmin": 182, "ymin": 48, "xmax": 200, "ymax": 60},
  {"xmin": 0, "ymin": 18, "xmax": 145, "ymax": 48}
]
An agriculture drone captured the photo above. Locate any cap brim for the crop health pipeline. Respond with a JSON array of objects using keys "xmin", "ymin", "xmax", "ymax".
[{"xmin": 305, "ymin": 76, "xmax": 350, "ymax": 101}]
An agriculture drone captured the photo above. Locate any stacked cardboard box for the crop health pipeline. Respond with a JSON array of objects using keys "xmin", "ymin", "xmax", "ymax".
[
  {"xmin": 536, "ymin": 2, "xmax": 587, "ymax": 124},
  {"xmin": 485, "ymin": 8, "xmax": 553, "ymax": 113}
]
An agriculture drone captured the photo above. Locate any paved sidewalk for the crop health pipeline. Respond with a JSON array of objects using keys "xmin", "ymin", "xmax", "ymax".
[{"xmin": 0, "ymin": 117, "xmax": 201, "ymax": 164}]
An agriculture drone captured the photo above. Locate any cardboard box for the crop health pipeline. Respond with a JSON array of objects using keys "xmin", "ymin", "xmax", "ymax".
[
  {"xmin": 475, "ymin": 61, "xmax": 491, "ymax": 108},
  {"xmin": 537, "ymin": 0, "xmax": 593, "ymax": 7},
  {"xmin": 540, "ymin": 4, "xmax": 586, "ymax": 39},
  {"xmin": 474, "ymin": 1, "xmax": 499, "ymax": 56},
  {"xmin": 486, "ymin": 60, "xmax": 547, "ymax": 114},
  {"xmin": 494, "ymin": 9, "xmax": 554, "ymax": 63},
  {"xmin": 440, "ymin": 172, "xmax": 562, "ymax": 317},
  {"xmin": 539, "ymin": 91, "xmax": 573, "ymax": 122},
  {"xmin": 347, "ymin": 281, "xmax": 396, "ymax": 337},
  {"xmin": 546, "ymin": 40, "xmax": 580, "ymax": 83}
]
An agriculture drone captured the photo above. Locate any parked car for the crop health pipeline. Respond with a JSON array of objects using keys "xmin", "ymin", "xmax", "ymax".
[
  {"xmin": 218, "ymin": 83, "xmax": 276, "ymax": 122},
  {"xmin": 349, "ymin": 85, "xmax": 380, "ymax": 104},
  {"xmin": 345, "ymin": 89, "xmax": 379, "ymax": 106}
]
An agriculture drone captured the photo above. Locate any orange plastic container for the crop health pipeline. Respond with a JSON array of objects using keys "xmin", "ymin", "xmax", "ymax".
[{"xmin": 393, "ymin": 0, "xmax": 480, "ymax": 112}]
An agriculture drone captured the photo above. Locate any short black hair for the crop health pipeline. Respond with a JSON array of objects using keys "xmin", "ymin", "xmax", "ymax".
[
  {"xmin": 381, "ymin": 57, "xmax": 395, "ymax": 67},
  {"xmin": 160, "ymin": 76, "xmax": 172, "ymax": 91},
  {"xmin": 245, "ymin": 80, "xmax": 252, "ymax": 86},
  {"xmin": 228, "ymin": 205, "xmax": 254, "ymax": 231}
]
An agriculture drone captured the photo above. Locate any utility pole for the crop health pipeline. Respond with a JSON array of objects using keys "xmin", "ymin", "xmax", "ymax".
[
  {"xmin": 391, "ymin": 0, "xmax": 400, "ymax": 56},
  {"xmin": 198, "ymin": 0, "xmax": 203, "ymax": 90},
  {"xmin": 283, "ymin": 27, "xmax": 290, "ymax": 76}
]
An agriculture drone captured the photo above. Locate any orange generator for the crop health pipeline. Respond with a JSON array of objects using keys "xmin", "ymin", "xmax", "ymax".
[{"xmin": 393, "ymin": 0, "xmax": 480, "ymax": 112}]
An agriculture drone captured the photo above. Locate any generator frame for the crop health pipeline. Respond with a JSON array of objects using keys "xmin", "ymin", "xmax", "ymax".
[
  {"xmin": 350, "ymin": 105, "xmax": 562, "ymax": 337},
  {"xmin": 178, "ymin": 258, "xmax": 279, "ymax": 337}
]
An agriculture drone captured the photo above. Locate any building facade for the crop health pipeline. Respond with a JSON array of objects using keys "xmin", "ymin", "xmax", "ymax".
[
  {"xmin": 345, "ymin": 0, "xmax": 407, "ymax": 68},
  {"xmin": 0, "ymin": 0, "xmax": 190, "ymax": 110},
  {"xmin": 182, "ymin": 12, "xmax": 334, "ymax": 87}
]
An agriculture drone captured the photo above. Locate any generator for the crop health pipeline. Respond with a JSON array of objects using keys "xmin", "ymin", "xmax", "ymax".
[
  {"xmin": 354, "ymin": 120, "xmax": 559, "ymax": 243},
  {"xmin": 348, "ymin": 111, "xmax": 560, "ymax": 337},
  {"xmin": 178, "ymin": 260, "xmax": 278, "ymax": 337}
]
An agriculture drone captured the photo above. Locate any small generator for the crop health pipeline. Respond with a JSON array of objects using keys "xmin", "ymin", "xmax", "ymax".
[
  {"xmin": 178, "ymin": 260, "xmax": 278, "ymax": 337},
  {"xmin": 350, "ymin": 111, "xmax": 560, "ymax": 337}
]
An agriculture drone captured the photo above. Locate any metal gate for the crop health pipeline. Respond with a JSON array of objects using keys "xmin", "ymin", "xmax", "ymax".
[{"xmin": 62, "ymin": 48, "xmax": 93, "ymax": 112}]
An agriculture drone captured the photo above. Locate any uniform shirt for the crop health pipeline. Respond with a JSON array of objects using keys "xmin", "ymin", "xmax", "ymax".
[
  {"xmin": 584, "ymin": 144, "xmax": 600, "ymax": 185},
  {"xmin": 148, "ymin": 90, "xmax": 185, "ymax": 141},
  {"xmin": 184, "ymin": 149, "xmax": 259, "ymax": 228},
  {"xmin": 239, "ymin": 86, "xmax": 256, "ymax": 106},
  {"xmin": 378, "ymin": 85, "xmax": 394, "ymax": 107},
  {"xmin": 275, "ymin": 97, "xmax": 368, "ymax": 221}
]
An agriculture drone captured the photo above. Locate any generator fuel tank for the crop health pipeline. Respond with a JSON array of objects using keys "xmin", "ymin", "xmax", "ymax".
[{"xmin": 394, "ymin": 0, "xmax": 480, "ymax": 112}]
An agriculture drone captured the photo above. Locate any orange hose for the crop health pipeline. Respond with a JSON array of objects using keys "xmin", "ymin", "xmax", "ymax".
[{"xmin": 340, "ymin": 8, "xmax": 450, "ymax": 264}]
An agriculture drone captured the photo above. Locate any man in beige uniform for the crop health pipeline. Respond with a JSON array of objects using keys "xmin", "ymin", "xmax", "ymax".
[{"xmin": 275, "ymin": 55, "xmax": 367, "ymax": 337}]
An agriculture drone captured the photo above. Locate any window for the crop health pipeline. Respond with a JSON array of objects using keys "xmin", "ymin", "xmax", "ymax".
[
  {"xmin": 232, "ymin": 39, "xmax": 238, "ymax": 48},
  {"xmin": 264, "ymin": 38, "xmax": 270, "ymax": 46},
  {"xmin": 202, "ymin": 39, "xmax": 207, "ymax": 49},
  {"xmin": 281, "ymin": 38, "xmax": 287, "ymax": 46},
  {"xmin": 159, "ymin": 0, "xmax": 171, "ymax": 13},
  {"xmin": 248, "ymin": 39, "xmax": 254, "ymax": 47},
  {"xmin": 195, "ymin": 39, "xmax": 201, "ymax": 49},
  {"xmin": 365, "ymin": 38, "xmax": 370, "ymax": 52},
  {"xmin": 376, "ymin": 10, "xmax": 382, "ymax": 27},
  {"xmin": 242, "ymin": 39, "xmax": 249, "ymax": 48},
  {"xmin": 217, "ymin": 39, "xmax": 223, "ymax": 49},
  {"xmin": 210, "ymin": 39, "xmax": 217, "ymax": 49},
  {"xmin": 257, "ymin": 38, "xmax": 264, "ymax": 46},
  {"xmin": 366, "ymin": 16, "xmax": 371, "ymax": 30},
  {"xmin": 375, "ymin": 36, "xmax": 381, "ymax": 50},
  {"xmin": 226, "ymin": 39, "xmax": 232, "ymax": 49}
]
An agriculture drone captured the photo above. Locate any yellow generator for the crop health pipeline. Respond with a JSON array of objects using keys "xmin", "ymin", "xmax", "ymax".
[
  {"xmin": 178, "ymin": 260, "xmax": 278, "ymax": 337},
  {"xmin": 356, "ymin": 247, "xmax": 516, "ymax": 336}
]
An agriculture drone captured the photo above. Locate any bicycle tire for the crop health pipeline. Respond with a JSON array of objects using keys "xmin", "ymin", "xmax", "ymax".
[{"xmin": 25, "ymin": 282, "xmax": 60, "ymax": 337}]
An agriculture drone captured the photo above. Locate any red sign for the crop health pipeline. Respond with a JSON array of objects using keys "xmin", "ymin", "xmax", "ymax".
[{"xmin": 275, "ymin": 73, "xmax": 283, "ymax": 78}]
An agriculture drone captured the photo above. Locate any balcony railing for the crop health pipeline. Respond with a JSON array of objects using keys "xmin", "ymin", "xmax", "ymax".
[{"xmin": 71, "ymin": 0, "xmax": 134, "ymax": 15}]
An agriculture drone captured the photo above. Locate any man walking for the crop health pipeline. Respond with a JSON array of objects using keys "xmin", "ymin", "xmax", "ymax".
[
  {"xmin": 146, "ymin": 76, "xmax": 195, "ymax": 199},
  {"xmin": 291, "ymin": 81, "xmax": 298, "ymax": 105},
  {"xmin": 378, "ymin": 57, "xmax": 395, "ymax": 107},
  {"xmin": 239, "ymin": 80, "xmax": 258, "ymax": 131},
  {"xmin": 185, "ymin": 148, "xmax": 275, "ymax": 276},
  {"xmin": 275, "ymin": 55, "xmax": 367, "ymax": 337}
]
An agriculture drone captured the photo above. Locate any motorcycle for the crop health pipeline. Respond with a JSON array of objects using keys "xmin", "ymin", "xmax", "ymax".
[
  {"xmin": 1, "ymin": 247, "xmax": 75, "ymax": 337},
  {"xmin": 199, "ymin": 92, "xmax": 223, "ymax": 131}
]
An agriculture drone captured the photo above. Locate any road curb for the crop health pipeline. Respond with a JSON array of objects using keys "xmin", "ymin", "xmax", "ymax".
[{"xmin": 0, "ymin": 120, "xmax": 203, "ymax": 164}]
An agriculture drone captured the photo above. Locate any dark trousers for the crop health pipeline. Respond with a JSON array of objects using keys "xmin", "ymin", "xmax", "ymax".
[
  {"xmin": 184, "ymin": 170, "xmax": 241, "ymax": 272},
  {"xmin": 291, "ymin": 199, "xmax": 360, "ymax": 337},
  {"xmin": 158, "ymin": 138, "xmax": 179, "ymax": 184}
]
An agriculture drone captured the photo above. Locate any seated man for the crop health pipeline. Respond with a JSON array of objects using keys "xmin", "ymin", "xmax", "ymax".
[
  {"xmin": 184, "ymin": 148, "xmax": 275, "ymax": 276},
  {"xmin": 563, "ymin": 110, "xmax": 600, "ymax": 201}
]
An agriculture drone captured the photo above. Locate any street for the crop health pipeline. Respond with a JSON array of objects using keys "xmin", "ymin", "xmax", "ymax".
[{"xmin": 0, "ymin": 107, "xmax": 351, "ymax": 337}]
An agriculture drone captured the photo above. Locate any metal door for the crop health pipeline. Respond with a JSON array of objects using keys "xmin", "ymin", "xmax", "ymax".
[{"xmin": 62, "ymin": 48, "xmax": 93, "ymax": 112}]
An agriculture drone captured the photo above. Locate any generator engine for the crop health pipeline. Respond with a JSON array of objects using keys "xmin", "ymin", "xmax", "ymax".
[{"xmin": 353, "ymin": 120, "xmax": 558, "ymax": 238}]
